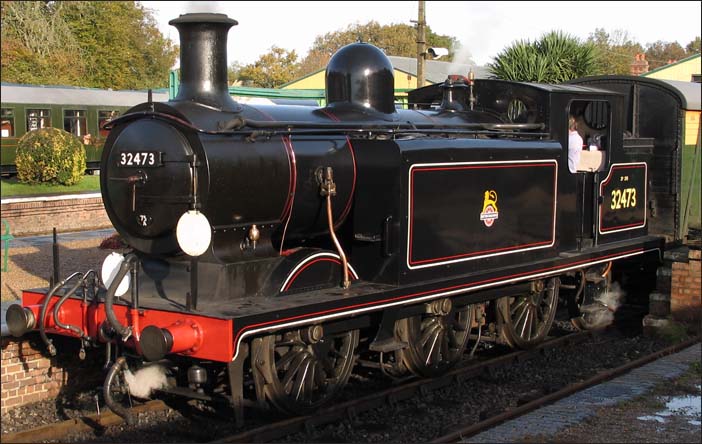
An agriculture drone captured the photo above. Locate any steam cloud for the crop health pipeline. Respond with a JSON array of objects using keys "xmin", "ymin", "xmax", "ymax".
[
  {"xmin": 580, "ymin": 281, "xmax": 626, "ymax": 329},
  {"xmin": 124, "ymin": 364, "xmax": 168, "ymax": 399}
]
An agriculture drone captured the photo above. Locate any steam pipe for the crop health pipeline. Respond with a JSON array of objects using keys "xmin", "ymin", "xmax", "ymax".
[
  {"xmin": 39, "ymin": 272, "xmax": 82, "ymax": 356},
  {"xmin": 52, "ymin": 270, "xmax": 96, "ymax": 339},
  {"xmin": 105, "ymin": 255, "xmax": 136, "ymax": 339},
  {"xmin": 103, "ymin": 356, "xmax": 133, "ymax": 425},
  {"xmin": 104, "ymin": 110, "xmax": 547, "ymax": 134}
]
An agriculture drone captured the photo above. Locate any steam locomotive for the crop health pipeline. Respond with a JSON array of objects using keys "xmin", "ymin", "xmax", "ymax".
[{"xmin": 6, "ymin": 13, "xmax": 667, "ymax": 423}]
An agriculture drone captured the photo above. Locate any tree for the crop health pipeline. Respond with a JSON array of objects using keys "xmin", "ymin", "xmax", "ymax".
[
  {"xmin": 1, "ymin": 1, "xmax": 85, "ymax": 85},
  {"xmin": 1, "ymin": 1, "xmax": 177, "ymax": 89},
  {"xmin": 587, "ymin": 28, "xmax": 644, "ymax": 75},
  {"xmin": 228, "ymin": 61, "xmax": 245, "ymax": 86},
  {"xmin": 489, "ymin": 31, "xmax": 598, "ymax": 83},
  {"xmin": 237, "ymin": 47, "xmax": 300, "ymax": 88},
  {"xmin": 59, "ymin": 2, "xmax": 177, "ymax": 89},
  {"xmin": 685, "ymin": 37, "xmax": 701, "ymax": 55},
  {"xmin": 645, "ymin": 40, "xmax": 687, "ymax": 70},
  {"xmin": 296, "ymin": 21, "xmax": 459, "ymax": 76}
]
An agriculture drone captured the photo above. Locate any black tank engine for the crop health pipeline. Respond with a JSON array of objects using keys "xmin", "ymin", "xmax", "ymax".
[{"xmin": 6, "ymin": 13, "xmax": 664, "ymax": 421}]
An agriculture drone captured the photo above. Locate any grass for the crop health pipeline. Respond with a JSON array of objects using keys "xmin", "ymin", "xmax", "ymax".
[{"xmin": 1, "ymin": 175, "xmax": 100, "ymax": 198}]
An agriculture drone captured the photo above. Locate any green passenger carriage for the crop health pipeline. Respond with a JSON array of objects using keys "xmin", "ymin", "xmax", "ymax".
[{"xmin": 1, "ymin": 83, "xmax": 169, "ymax": 175}]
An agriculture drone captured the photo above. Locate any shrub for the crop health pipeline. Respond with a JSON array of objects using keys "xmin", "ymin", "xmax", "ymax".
[{"xmin": 16, "ymin": 127, "xmax": 86, "ymax": 185}]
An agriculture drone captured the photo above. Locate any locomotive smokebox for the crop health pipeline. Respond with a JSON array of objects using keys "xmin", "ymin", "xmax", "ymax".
[{"xmin": 169, "ymin": 13, "xmax": 239, "ymax": 112}]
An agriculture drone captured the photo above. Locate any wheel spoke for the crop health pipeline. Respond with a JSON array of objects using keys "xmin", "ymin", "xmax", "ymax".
[
  {"xmin": 501, "ymin": 279, "xmax": 558, "ymax": 349},
  {"xmin": 398, "ymin": 306, "xmax": 473, "ymax": 377},
  {"xmin": 419, "ymin": 319, "xmax": 441, "ymax": 348},
  {"xmin": 282, "ymin": 352, "xmax": 307, "ymax": 393},
  {"xmin": 254, "ymin": 329, "xmax": 358, "ymax": 414},
  {"xmin": 291, "ymin": 357, "xmax": 311, "ymax": 401},
  {"xmin": 275, "ymin": 348, "xmax": 299, "ymax": 371},
  {"xmin": 424, "ymin": 329, "xmax": 441, "ymax": 365}
]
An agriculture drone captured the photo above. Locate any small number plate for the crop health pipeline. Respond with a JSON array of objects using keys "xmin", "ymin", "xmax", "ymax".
[{"xmin": 118, "ymin": 151, "xmax": 163, "ymax": 167}]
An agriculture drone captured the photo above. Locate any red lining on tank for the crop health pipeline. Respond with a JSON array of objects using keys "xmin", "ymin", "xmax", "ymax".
[
  {"xmin": 408, "ymin": 162, "xmax": 557, "ymax": 266},
  {"xmin": 234, "ymin": 248, "xmax": 645, "ymax": 352},
  {"xmin": 318, "ymin": 109, "xmax": 357, "ymax": 227}
]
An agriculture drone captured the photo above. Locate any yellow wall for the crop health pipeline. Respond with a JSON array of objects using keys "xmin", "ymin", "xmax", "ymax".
[
  {"xmin": 283, "ymin": 69, "xmax": 421, "ymax": 90},
  {"xmin": 644, "ymin": 55, "xmax": 701, "ymax": 82}
]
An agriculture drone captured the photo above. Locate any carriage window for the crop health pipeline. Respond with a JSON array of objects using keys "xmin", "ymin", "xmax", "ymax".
[
  {"xmin": 98, "ymin": 110, "xmax": 120, "ymax": 138},
  {"xmin": 27, "ymin": 109, "xmax": 51, "ymax": 131},
  {"xmin": 1, "ymin": 108, "xmax": 14, "ymax": 137},
  {"xmin": 63, "ymin": 109, "xmax": 87, "ymax": 137}
]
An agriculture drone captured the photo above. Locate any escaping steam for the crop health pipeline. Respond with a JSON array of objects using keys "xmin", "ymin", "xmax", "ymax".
[
  {"xmin": 447, "ymin": 42, "xmax": 476, "ymax": 75},
  {"xmin": 183, "ymin": 1, "xmax": 226, "ymax": 14},
  {"xmin": 580, "ymin": 281, "xmax": 626, "ymax": 329},
  {"xmin": 124, "ymin": 364, "xmax": 168, "ymax": 399}
]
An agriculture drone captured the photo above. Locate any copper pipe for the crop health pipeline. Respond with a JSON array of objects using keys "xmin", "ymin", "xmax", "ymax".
[
  {"xmin": 602, "ymin": 261, "xmax": 613, "ymax": 278},
  {"xmin": 326, "ymin": 193, "xmax": 350, "ymax": 289}
]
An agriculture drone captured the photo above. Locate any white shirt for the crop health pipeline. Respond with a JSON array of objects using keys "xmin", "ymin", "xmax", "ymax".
[{"xmin": 568, "ymin": 130, "xmax": 584, "ymax": 173}]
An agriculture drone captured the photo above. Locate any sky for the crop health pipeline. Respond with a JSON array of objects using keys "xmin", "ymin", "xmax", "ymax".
[{"xmin": 140, "ymin": 1, "xmax": 701, "ymax": 69}]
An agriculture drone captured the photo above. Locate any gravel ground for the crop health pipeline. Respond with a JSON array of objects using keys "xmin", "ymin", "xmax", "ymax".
[
  {"xmin": 521, "ymin": 362, "xmax": 702, "ymax": 443},
  {"xmin": 272, "ymin": 329, "xmax": 690, "ymax": 444},
  {"xmin": 1, "ymin": 237, "xmax": 114, "ymax": 301},
  {"xmin": 1, "ymin": 322, "xmax": 695, "ymax": 443}
]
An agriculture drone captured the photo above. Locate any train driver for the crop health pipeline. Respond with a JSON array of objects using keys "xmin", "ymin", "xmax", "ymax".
[{"xmin": 568, "ymin": 116, "xmax": 584, "ymax": 173}]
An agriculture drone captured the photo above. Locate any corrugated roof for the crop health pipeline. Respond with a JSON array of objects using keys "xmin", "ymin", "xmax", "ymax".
[
  {"xmin": 568, "ymin": 76, "xmax": 701, "ymax": 111},
  {"xmin": 0, "ymin": 83, "xmax": 169, "ymax": 107},
  {"xmin": 657, "ymin": 79, "xmax": 701, "ymax": 111},
  {"xmin": 387, "ymin": 56, "xmax": 489, "ymax": 82}
]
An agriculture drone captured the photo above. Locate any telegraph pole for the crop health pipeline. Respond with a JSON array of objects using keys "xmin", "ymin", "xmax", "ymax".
[{"xmin": 416, "ymin": 0, "xmax": 426, "ymax": 88}]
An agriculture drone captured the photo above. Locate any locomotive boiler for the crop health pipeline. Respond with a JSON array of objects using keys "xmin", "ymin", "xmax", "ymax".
[{"xmin": 6, "ymin": 12, "xmax": 666, "ymax": 422}]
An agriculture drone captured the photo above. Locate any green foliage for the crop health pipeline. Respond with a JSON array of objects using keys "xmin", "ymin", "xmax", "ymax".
[
  {"xmin": 1, "ymin": 1, "xmax": 177, "ymax": 89},
  {"xmin": 686, "ymin": 37, "xmax": 701, "ymax": 55},
  {"xmin": 15, "ymin": 128, "xmax": 86, "ymax": 186},
  {"xmin": 645, "ymin": 40, "xmax": 688, "ymax": 70},
  {"xmin": 489, "ymin": 31, "xmax": 598, "ymax": 82},
  {"xmin": 295, "ymin": 21, "xmax": 459, "ymax": 77},
  {"xmin": 588, "ymin": 28, "xmax": 644, "ymax": 75},
  {"xmin": 237, "ymin": 47, "xmax": 300, "ymax": 88}
]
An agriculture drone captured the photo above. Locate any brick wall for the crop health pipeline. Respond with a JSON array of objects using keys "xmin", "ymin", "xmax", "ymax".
[
  {"xmin": 670, "ymin": 248, "xmax": 701, "ymax": 322},
  {"xmin": 1, "ymin": 194, "xmax": 111, "ymax": 237},
  {"xmin": 1, "ymin": 334, "xmax": 102, "ymax": 415}
]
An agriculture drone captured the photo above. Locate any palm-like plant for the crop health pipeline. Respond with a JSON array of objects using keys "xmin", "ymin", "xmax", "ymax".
[{"xmin": 489, "ymin": 31, "xmax": 598, "ymax": 83}]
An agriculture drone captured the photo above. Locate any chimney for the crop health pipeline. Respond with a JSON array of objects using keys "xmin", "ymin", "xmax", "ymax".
[
  {"xmin": 169, "ymin": 13, "xmax": 240, "ymax": 112},
  {"xmin": 630, "ymin": 53, "xmax": 649, "ymax": 76}
]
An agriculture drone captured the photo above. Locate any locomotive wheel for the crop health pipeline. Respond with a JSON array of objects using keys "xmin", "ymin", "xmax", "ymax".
[
  {"xmin": 570, "ymin": 264, "xmax": 614, "ymax": 330},
  {"xmin": 251, "ymin": 327, "xmax": 358, "ymax": 414},
  {"xmin": 498, "ymin": 278, "xmax": 559, "ymax": 349},
  {"xmin": 395, "ymin": 300, "xmax": 474, "ymax": 377}
]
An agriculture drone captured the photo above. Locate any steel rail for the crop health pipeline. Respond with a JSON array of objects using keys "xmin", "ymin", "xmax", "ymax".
[
  {"xmin": 431, "ymin": 335, "xmax": 701, "ymax": 443},
  {"xmin": 211, "ymin": 331, "xmax": 594, "ymax": 443},
  {"xmin": 0, "ymin": 400, "xmax": 167, "ymax": 444}
]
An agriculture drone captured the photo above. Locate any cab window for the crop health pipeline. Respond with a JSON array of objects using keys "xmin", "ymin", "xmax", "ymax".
[{"xmin": 568, "ymin": 100, "xmax": 610, "ymax": 172}]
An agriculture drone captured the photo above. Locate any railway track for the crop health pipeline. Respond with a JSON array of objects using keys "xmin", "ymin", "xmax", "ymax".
[
  {"xmin": 3, "ymin": 330, "xmax": 694, "ymax": 444},
  {"xmin": 0, "ymin": 331, "xmax": 585, "ymax": 443},
  {"xmin": 431, "ymin": 335, "xmax": 701, "ymax": 443},
  {"xmin": 212, "ymin": 331, "xmax": 594, "ymax": 443}
]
